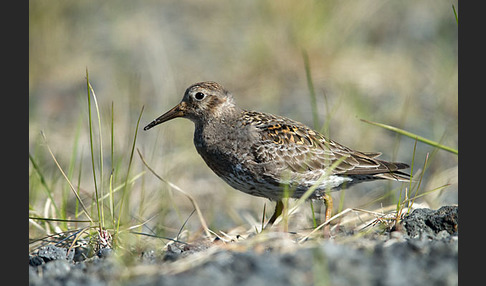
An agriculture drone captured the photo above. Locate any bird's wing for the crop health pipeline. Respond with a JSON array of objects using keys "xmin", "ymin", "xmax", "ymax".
[{"xmin": 242, "ymin": 111, "xmax": 408, "ymax": 177}]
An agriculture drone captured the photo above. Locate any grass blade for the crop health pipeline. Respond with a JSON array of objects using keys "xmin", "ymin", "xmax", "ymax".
[
  {"xmin": 98, "ymin": 171, "xmax": 145, "ymax": 202},
  {"xmin": 88, "ymin": 79, "xmax": 105, "ymax": 226},
  {"xmin": 86, "ymin": 68, "xmax": 102, "ymax": 229},
  {"xmin": 406, "ymin": 153, "xmax": 429, "ymax": 215},
  {"xmin": 74, "ymin": 148, "xmax": 84, "ymax": 228},
  {"xmin": 29, "ymin": 217, "xmax": 93, "ymax": 223},
  {"xmin": 29, "ymin": 152, "xmax": 61, "ymax": 218},
  {"xmin": 115, "ymin": 105, "xmax": 144, "ymax": 233},
  {"xmin": 303, "ymin": 50, "xmax": 319, "ymax": 129},
  {"xmin": 137, "ymin": 148, "xmax": 212, "ymax": 239},
  {"xmin": 452, "ymin": 4, "xmax": 458, "ymax": 25},
  {"xmin": 110, "ymin": 101, "xmax": 115, "ymax": 227},
  {"xmin": 92, "ymin": 84, "xmax": 104, "ymax": 225},
  {"xmin": 40, "ymin": 132, "xmax": 93, "ymax": 223},
  {"xmin": 402, "ymin": 184, "xmax": 451, "ymax": 205},
  {"xmin": 360, "ymin": 119, "xmax": 458, "ymax": 155}
]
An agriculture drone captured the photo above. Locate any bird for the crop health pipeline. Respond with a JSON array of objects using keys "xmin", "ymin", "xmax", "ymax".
[{"xmin": 144, "ymin": 81, "xmax": 410, "ymax": 230}]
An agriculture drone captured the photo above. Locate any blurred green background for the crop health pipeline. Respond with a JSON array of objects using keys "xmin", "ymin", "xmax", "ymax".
[{"xmin": 29, "ymin": 0, "xmax": 458, "ymax": 237}]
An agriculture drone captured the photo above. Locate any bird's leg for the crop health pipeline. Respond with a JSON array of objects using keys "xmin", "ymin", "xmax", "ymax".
[
  {"xmin": 265, "ymin": 200, "xmax": 284, "ymax": 228},
  {"xmin": 323, "ymin": 193, "xmax": 333, "ymax": 236},
  {"xmin": 323, "ymin": 193, "xmax": 333, "ymax": 222}
]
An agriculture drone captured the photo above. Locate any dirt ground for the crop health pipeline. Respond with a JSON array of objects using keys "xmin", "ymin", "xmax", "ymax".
[{"xmin": 29, "ymin": 205, "xmax": 457, "ymax": 286}]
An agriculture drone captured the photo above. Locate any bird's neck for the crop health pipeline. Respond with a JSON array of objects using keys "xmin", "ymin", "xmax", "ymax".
[{"xmin": 193, "ymin": 109, "xmax": 243, "ymax": 151}]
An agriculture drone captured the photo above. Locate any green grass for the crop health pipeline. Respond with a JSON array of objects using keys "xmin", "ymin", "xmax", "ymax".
[
  {"xmin": 452, "ymin": 4, "xmax": 458, "ymax": 25},
  {"xmin": 86, "ymin": 69, "xmax": 103, "ymax": 230},
  {"xmin": 360, "ymin": 119, "xmax": 458, "ymax": 155},
  {"xmin": 29, "ymin": 70, "xmax": 149, "ymax": 255},
  {"xmin": 303, "ymin": 50, "xmax": 319, "ymax": 130}
]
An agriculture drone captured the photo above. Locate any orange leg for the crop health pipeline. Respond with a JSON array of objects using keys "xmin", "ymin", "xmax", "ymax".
[
  {"xmin": 323, "ymin": 193, "xmax": 333, "ymax": 236},
  {"xmin": 323, "ymin": 193, "xmax": 333, "ymax": 222}
]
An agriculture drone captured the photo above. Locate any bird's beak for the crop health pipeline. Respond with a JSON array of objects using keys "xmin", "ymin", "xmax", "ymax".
[{"xmin": 144, "ymin": 102, "xmax": 186, "ymax": 131}]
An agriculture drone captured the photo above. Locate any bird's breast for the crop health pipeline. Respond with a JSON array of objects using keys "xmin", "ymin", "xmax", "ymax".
[{"xmin": 194, "ymin": 123, "xmax": 242, "ymax": 160}]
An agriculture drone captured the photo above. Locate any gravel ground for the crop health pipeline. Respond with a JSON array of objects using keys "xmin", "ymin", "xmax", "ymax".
[{"xmin": 29, "ymin": 205, "xmax": 458, "ymax": 286}]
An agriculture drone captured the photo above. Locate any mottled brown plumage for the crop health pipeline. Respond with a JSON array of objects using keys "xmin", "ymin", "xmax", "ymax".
[{"xmin": 144, "ymin": 81, "xmax": 410, "ymax": 228}]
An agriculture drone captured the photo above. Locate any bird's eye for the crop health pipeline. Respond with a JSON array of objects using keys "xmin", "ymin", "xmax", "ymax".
[{"xmin": 194, "ymin": 92, "xmax": 206, "ymax": 100}]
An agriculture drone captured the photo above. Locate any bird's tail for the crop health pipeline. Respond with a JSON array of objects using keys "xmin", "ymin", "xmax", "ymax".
[
  {"xmin": 375, "ymin": 170, "xmax": 411, "ymax": 182},
  {"xmin": 376, "ymin": 161, "xmax": 411, "ymax": 182}
]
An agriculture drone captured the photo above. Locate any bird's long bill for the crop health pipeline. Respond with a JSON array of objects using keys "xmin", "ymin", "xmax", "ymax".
[{"xmin": 143, "ymin": 102, "xmax": 186, "ymax": 131}]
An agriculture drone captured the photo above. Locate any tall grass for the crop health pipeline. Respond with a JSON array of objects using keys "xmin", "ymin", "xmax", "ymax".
[
  {"xmin": 360, "ymin": 119, "xmax": 458, "ymax": 155},
  {"xmin": 86, "ymin": 69, "xmax": 103, "ymax": 231},
  {"xmin": 29, "ymin": 70, "xmax": 148, "ymax": 254},
  {"xmin": 115, "ymin": 104, "xmax": 144, "ymax": 235}
]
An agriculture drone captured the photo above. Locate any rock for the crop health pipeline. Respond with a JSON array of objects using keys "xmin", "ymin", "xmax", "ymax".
[
  {"xmin": 427, "ymin": 205, "xmax": 458, "ymax": 234},
  {"xmin": 402, "ymin": 205, "xmax": 458, "ymax": 239},
  {"xmin": 97, "ymin": 248, "xmax": 113, "ymax": 259},
  {"xmin": 36, "ymin": 245, "xmax": 74, "ymax": 263},
  {"xmin": 29, "ymin": 255, "xmax": 45, "ymax": 267}
]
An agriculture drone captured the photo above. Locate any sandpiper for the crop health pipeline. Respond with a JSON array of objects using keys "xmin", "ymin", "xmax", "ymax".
[{"xmin": 144, "ymin": 81, "xmax": 410, "ymax": 229}]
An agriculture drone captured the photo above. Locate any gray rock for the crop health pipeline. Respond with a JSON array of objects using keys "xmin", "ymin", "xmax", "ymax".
[
  {"xmin": 402, "ymin": 205, "xmax": 458, "ymax": 239},
  {"xmin": 36, "ymin": 245, "xmax": 74, "ymax": 263}
]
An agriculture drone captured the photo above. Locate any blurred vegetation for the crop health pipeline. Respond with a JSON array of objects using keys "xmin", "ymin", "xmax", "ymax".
[{"xmin": 30, "ymin": 0, "xmax": 457, "ymax": 242}]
